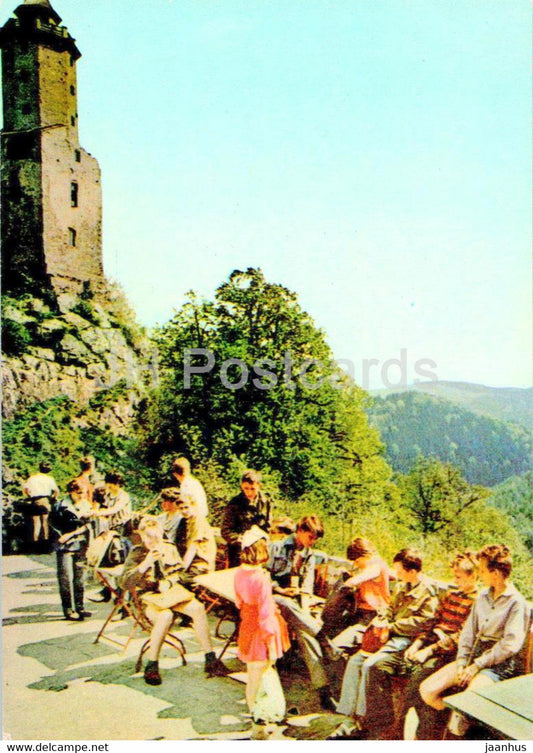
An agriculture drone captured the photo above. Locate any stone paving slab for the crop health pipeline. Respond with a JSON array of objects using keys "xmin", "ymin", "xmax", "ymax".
[{"xmin": 2, "ymin": 555, "xmax": 340, "ymax": 741}]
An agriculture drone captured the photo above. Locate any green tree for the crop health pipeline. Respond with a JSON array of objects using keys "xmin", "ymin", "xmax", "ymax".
[
  {"xmin": 488, "ymin": 472, "xmax": 533, "ymax": 550},
  {"xmin": 397, "ymin": 457, "xmax": 491, "ymax": 535},
  {"xmin": 141, "ymin": 268, "xmax": 393, "ymax": 510}
]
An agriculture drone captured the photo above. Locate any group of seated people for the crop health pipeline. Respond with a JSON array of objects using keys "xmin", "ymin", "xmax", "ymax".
[{"xmin": 29, "ymin": 459, "xmax": 531, "ymax": 739}]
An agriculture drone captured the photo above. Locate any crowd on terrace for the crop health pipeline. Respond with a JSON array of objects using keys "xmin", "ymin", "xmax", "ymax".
[{"xmin": 16, "ymin": 457, "xmax": 531, "ymax": 740}]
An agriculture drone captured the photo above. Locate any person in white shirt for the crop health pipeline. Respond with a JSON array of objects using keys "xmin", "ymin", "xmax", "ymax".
[
  {"xmin": 420, "ymin": 543, "xmax": 529, "ymax": 738},
  {"xmin": 171, "ymin": 457, "xmax": 208, "ymax": 519},
  {"xmin": 22, "ymin": 461, "xmax": 59, "ymax": 548}
]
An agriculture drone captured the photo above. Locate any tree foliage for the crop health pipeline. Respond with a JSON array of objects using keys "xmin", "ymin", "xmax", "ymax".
[
  {"xmin": 488, "ymin": 472, "xmax": 533, "ymax": 550},
  {"xmin": 141, "ymin": 268, "xmax": 394, "ymax": 511},
  {"xmin": 2, "ymin": 391, "xmax": 153, "ymax": 504},
  {"xmin": 397, "ymin": 457, "xmax": 491, "ymax": 534}
]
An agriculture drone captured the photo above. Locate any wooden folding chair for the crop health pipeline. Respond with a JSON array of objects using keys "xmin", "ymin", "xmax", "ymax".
[
  {"xmin": 93, "ymin": 566, "xmax": 141, "ymax": 651},
  {"xmin": 194, "ymin": 568, "xmax": 240, "ymax": 661},
  {"xmin": 128, "ymin": 587, "xmax": 187, "ymax": 672}
]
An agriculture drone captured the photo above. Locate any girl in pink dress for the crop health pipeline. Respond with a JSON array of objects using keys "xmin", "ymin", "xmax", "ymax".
[{"xmin": 234, "ymin": 526, "xmax": 290, "ymax": 713}]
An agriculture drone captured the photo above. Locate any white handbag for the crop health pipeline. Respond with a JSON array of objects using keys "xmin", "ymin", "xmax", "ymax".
[{"xmin": 252, "ymin": 666, "xmax": 286, "ymax": 723}]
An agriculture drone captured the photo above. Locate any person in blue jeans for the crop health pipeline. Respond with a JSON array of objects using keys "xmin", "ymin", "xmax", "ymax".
[{"xmin": 51, "ymin": 479, "xmax": 93, "ymax": 621}]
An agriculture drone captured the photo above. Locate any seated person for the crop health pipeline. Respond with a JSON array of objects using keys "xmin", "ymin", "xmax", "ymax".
[
  {"xmin": 269, "ymin": 516, "xmax": 296, "ymax": 542},
  {"xmin": 398, "ymin": 550, "xmax": 478, "ymax": 739},
  {"xmin": 317, "ymin": 537, "xmax": 390, "ymax": 645},
  {"xmin": 93, "ymin": 472, "xmax": 132, "ymax": 536},
  {"xmin": 120, "ymin": 516, "xmax": 229, "ymax": 685},
  {"xmin": 419, "ymin": 544, "xmax": 529, "ymax": 739},
  {"xmin": 157, "ymin": 488, "xmax": 184, "ymax": 543},
  {"xmin": 329, "ymin": 548, "xmax": 439, "ymax": 740},
  {"xmin": 175, "ymin": 494, "xmax": 216, "ymax": 584},
  {"xmin": 268, "ymin": 514, "xmax": 336, "ymax": 711},
  {"xmin": 221, "ymin": 470, "xmax": 271, "ymax": 567}
]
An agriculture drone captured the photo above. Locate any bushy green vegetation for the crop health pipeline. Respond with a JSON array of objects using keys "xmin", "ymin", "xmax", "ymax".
[
  {"xmin": 71, "ymin": 299, "xmax": 100, "ymax": 325},
  {"xmin": 141, "ymin": 268, "xmax": 394, "ymax": 515},
  {"xmin": 368, "ymin": 392, "xmax": 532, "ymax": 486},
  {"xmin": 1, "ymin": 317, "xmax": 32, "ymax": 355},
  {"xmin": 3, "ymin": 270, "xmax": 532, "ymax": 597},
  {"xmin": 2, "ymin": 390, "xmax": 153, "ymax": 506},
  {"xmin": 488, "ymin": 472, "xmax": 533, "ymax": 551},
  {"xmin": 105, "ymin": 280, "xmax": 147, "ymax": 353}
]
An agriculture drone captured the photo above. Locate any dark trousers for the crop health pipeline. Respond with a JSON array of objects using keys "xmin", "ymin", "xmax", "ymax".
[
  {"xmin": 227, "ymin": 543, "xmax": 241, "ymax": 568},
  {"xmin": 57, "ymin": 550, "xmax": 85, "ymax": 614},
  {"xmin": 320, "ymin": 588, "xmax": 363, "ymax": 638},
  {"xmin": 398, "ymin": 656, "xmax": 452, "ymax": 739}
]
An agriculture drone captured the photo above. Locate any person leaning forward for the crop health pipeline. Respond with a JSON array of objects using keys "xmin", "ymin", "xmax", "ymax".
[
  {"xmin": 221, "ymin": 469, "xmax": 271, "ymax": 567},
  {"xmin": 330, "ymin": 548, "xmax": 439, "ymax": 740},
  {"xmin": 268, "ymin": 514, "xmax": 337, "ymax": 712},
  {"xmin": 120, "ymin": 516, "xmax": 229, "ymax": 685}
]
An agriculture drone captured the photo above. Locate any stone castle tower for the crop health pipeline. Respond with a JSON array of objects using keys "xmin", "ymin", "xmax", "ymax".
[{"xmin": 0, "ymin": 0, "xmax": 103, "ymax": 306}]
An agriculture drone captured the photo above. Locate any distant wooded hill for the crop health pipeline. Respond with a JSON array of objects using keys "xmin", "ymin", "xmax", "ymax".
[
  {"xmin": 488, "ymin": 472, "xmax": 533, "ymax": 550},
  {"xmin": 367, "ymin": 390, "xmax": 532, "ymax": 487},
  {"xmin": 371, "ymin": 381, "xmax": 533, "ymax": 432}
]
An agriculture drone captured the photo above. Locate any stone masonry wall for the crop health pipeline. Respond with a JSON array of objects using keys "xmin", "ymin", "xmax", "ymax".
[
  {"xmin": 1, "ymin": 39, "xmax": 46, "ymax": 290},
  {"xmin": 39, "ymin": 44, "xmax": 103, "ymax": 298}
]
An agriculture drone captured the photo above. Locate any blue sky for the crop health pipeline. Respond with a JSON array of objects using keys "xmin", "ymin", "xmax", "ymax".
[{"xmin": 1, "ymin": 0, "xmax": 531, "ymax": 389}]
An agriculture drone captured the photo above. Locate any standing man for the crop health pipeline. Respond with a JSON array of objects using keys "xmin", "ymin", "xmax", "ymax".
[
  {"xmin": 169, "ymin": 457, "xmax": 208, "ymax": 519},
  {"xmin": 221, "ymin": 469, "xmax": 271, "ymax": 567},
  {"xmin": 22, "ymin": 461, "xmax": 59, "ymax": 551},
  {"xmin": 50, "ymin": 479, "xmax": 93, "ymax": 621},
  {"xmin": 74, "ymin": 456, "xmax": 95, "ymax": 507}
]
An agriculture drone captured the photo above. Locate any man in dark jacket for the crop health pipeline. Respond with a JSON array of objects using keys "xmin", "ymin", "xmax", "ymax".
[
  {"xmin": 50, "ymin": 479, "xmax": 93, "ymax": 621},
  {"xmin": 221, "ymin": 470, "xmax": 271, "ymax": 567}
]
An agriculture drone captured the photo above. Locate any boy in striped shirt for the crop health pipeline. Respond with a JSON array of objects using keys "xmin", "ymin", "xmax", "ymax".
[{"xmin": 396, "ymin": 550, "xmax": 479, "ymax": 739}]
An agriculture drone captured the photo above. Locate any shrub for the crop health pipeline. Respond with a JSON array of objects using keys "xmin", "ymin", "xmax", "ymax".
[
  {"xmin": 2, "ymin": 317, "xmax": 31, "ymax": 356},
  {"xmin": 71, "ymin": 300, "xmax": 100, "ymax": 325}
]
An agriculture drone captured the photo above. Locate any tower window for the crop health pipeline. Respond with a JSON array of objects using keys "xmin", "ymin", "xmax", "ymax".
[
  {"xmin": 70, "ymin": 116, "xmax": 76, "ymax": 126},
  {"xmin": 70, "ymin": 85, "xmax": 75, "ymax": 95},
  {"xmin": 70, "ymin": 56, "xmax": 75, "ymax": 67},
  {"xmin": 74, "ymin": 149, "xmax": 81, "ymax": 162},
  {"xmin": 71, "ymin": 182, "xmax": 78, "ymax": 207},
  {"xmin": 68, "ymin": 228, "xmax": 77, "ymax": 246}
]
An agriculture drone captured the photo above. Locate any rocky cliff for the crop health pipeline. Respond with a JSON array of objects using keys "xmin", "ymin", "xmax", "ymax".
[{"xmin": 2, "ymin": 283, "xmax": 157, "ymax": 430}]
